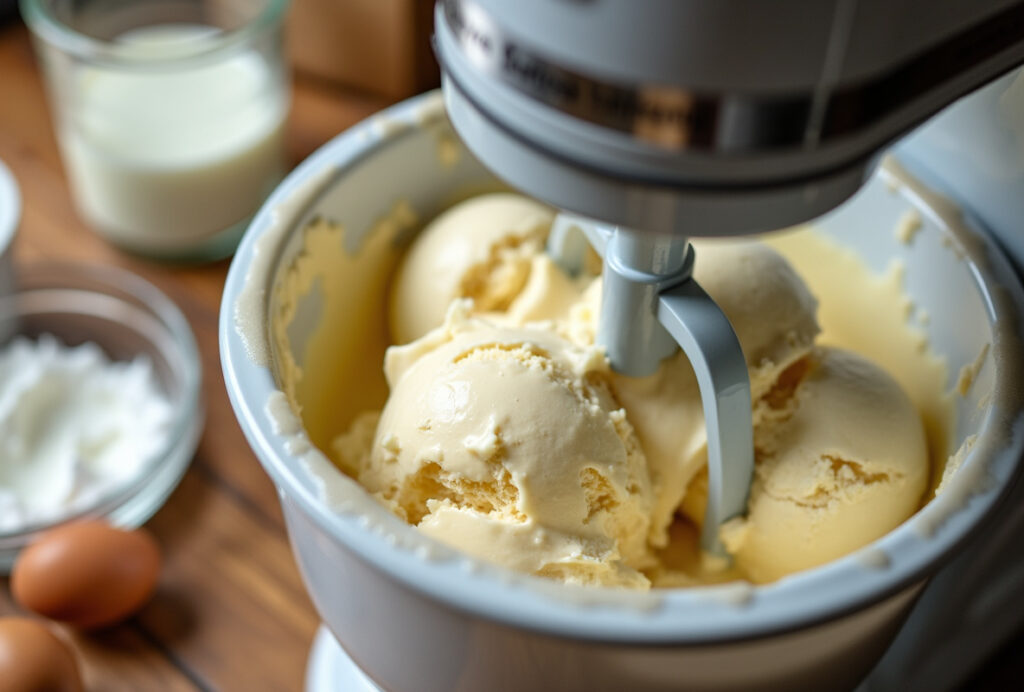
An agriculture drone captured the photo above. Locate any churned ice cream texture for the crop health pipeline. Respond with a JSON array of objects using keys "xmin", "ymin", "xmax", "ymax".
[
  {"xmin": 621, "ymin": 241, "xmax": 929, "ymax": 583},
  {"xmin": 330, "ymin": 192, "xmax": 933, "ymax": 588},
  {"xmin": 681, "ymin": 346, "xmax": 928, "ymax": 583},
  {"xmin": 346, "ymin": 304, "xmax": 654, "ymax": 587},
  {"xmin": 388, "ymin": 193, "xmax": 584, "ymax": 344}
]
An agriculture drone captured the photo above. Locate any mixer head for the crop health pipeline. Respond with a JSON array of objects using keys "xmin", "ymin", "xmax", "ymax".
[{"xmin": 435, "ymin": 0, "xmax": 1024, "ymax": 237}]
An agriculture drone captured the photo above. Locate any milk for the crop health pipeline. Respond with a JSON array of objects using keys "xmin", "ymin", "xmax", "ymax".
[{"xmin": 58, "ymin": 25, "xmax": 287, "ymax": 255}]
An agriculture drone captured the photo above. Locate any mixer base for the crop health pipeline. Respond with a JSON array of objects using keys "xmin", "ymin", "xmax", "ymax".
[{"xmin": 305, "ymin": 626, "xmax": 382, "ymax": 692}]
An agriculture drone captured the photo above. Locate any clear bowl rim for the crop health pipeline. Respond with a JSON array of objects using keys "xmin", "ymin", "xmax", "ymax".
[
  {"xmin": 0, "ymin": 260, "xmax": 203, "ymax": 544},
  {"xmin": 219, "ymin": 90, "xmax": 1024, "ymax": 645}
]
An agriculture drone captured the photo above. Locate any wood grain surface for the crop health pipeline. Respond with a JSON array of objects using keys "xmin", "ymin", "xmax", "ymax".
[
  {"xmin": 0, "ymin": 17, "xmax": 1021, "ymax": 692},
  {"xmin": 0, "ymin": 21, "xmax": 389, "ymax": 691}
]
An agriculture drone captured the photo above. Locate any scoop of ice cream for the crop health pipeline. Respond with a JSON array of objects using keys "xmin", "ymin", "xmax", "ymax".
[
  {"xmin": 359, "ymin": 304, "xmax": 654, "ymax": 587},
  {"xmin": 608, "ymin": 351, "xmax": 705, "ymax": 549},
  {"xmin": 388, "ymin": 193, "xmax": 555, "ymax": 344},
  {"xmin": 683, "ymin": 346, "xmax": 929, "ymax": 583},
  {"xmin": 690, "ymin": 240, "xmax": 821, "ymax": 402}
]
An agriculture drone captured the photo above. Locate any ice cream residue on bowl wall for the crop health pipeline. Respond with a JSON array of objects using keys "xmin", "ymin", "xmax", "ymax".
[{"xmin": 269, "ymin": 181, "xmax": 960, "ymax": 589}]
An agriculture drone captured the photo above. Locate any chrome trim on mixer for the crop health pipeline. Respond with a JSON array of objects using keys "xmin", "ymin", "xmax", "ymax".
[
  {"xmin": 441, "ymin": 0, "xmax": 1024, "ymax": 155},
  {"xmin": 442, "ymin": 0, "xmax": 799, "ymax": 152}
]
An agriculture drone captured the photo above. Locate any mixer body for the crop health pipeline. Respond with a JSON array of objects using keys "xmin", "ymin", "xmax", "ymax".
[{"xmin": 434, "ymin": 3, "xmax": 1024, "ymax": 683}]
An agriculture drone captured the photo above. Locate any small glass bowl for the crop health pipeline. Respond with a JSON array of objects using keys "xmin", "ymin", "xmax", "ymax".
[{"xmin": 0, "ymin": 262, "xmax": 203, "ymax": 571}]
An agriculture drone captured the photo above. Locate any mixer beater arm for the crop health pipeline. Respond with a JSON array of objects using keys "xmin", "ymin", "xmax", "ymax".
[
  {"xmin": 549, "ymin": 217, "xmax": 754, "ymax": 557},
  {"xmin": 657, "ymin": 280, "xmax": 755, "ymax": 557}
]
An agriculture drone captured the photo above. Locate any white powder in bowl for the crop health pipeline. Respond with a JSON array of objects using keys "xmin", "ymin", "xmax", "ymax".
[{"xmin": 0, "ymin": 334, "xmax": 173, "ymax": 532}]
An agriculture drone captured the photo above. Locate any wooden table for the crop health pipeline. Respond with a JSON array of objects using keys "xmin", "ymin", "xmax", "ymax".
[
  {"xmin": 0, "ymin": 21, "xmax": 391, "ymax": 691},
  {"xmin": 1, "ymin": 17, "xmax": 1021, "ymax": 692}
]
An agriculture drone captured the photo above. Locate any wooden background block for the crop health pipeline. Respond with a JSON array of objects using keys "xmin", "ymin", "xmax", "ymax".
[{"xmin": 287, "ymin": 0, "xmax": 438, "ymax": 99}]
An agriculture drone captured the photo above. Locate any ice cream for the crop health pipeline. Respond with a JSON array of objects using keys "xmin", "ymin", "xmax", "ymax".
[
  {"xmin": 388, "ymin": 193, "xmax": 561, "ymax": 344},
  {"xmin": 690, "ymin": 240, "xmax": 821, "ymax": 403},
  {"xmin": 634, "ymin": 242, "xmax": 928, "ymax": 583},
  {"xmin": 311, "ymin": 193, "xmax": 937, "ymax": 589},
  {"xmin": 351, "ymin": 303, "xmax": 654, "ymax": 587},
  {"xmin": 682, "ymin": 346, "xmax": 929, "ymax": 583}
]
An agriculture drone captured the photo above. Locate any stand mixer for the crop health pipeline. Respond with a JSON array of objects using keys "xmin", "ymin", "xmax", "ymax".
[
  {"xmin": 429, "ymin": 0, "xmax": 1024, "ymax": 686},
  {"xmin": 433, "ymin": 0, "xmax": 1024, "ymax": 558}
]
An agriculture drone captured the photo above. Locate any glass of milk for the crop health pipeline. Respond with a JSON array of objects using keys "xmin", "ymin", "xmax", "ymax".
[{"xmin": 21, "ymin": 0, "xmax": 290, "ymax": 261}]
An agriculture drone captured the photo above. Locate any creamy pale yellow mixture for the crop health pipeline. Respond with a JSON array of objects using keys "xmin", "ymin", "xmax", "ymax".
[
  {"xmin": 271, "ymin": 203, "xmax": 416, "ymax": 451},
  {"xmin": 271, "ymin": 193, "xmax": 955, "ymax": 589}
]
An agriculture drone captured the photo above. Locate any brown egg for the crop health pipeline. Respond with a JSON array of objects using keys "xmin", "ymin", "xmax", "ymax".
[
  {"xmin": 0, "ymin": 617, "xmax": 84, "ymax": 692},
  {"xmin": 12, "ymin": 520, "xmax": 162, "ymax": 630}
]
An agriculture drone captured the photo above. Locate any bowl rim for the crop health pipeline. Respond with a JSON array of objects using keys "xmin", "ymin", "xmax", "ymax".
[
  {"xmin": 0, "ymin": 261, "xmax": 203, "ymax": 546},
  {"xmin": 219, "ymin": 90, "xmax": 1024, "ymax": 645}
]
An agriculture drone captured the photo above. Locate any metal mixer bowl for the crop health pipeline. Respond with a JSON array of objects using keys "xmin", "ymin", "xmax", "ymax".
[{"xmin": 219, "ymin": 91, "xmax": 1024, "ymax": 692}]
